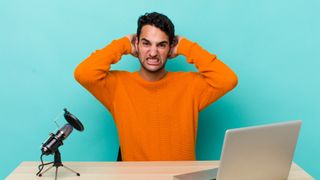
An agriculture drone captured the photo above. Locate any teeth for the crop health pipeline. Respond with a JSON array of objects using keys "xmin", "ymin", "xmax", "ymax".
[
  {"xmin": 147, "ymin": 59, "xmax": 160, "ymax": 65},
  {"xmin": 148, "ymin": 59, "xmax": 158, "ymax": 61},
  {"xmin": 148, "ymin": 59, "xmax": 159, "ymax": 62}
]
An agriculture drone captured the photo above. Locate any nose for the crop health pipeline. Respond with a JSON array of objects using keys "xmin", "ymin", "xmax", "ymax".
[{"xmin": 149, "ymin": 46, "xmax": 158, "ymax": 57}]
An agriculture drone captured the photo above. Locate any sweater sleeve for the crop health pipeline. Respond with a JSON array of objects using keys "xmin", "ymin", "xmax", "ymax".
[
  {"xmin": 74, "ymin": 37, "xmax": 131, "ymax": 112},
  {"xmin": 177, "ymin": 38, "xmax": 238, "ymax": 111}
]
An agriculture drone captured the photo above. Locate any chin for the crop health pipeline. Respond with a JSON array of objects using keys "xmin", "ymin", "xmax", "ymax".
[{"xmin": 143, "ymin": 64, "xmax": 165, "ymax": 73}]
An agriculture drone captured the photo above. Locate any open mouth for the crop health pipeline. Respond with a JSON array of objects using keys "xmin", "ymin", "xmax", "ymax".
[{"xmin": 146, "ymin": 58, "xmax": 161, "ymax": 65}]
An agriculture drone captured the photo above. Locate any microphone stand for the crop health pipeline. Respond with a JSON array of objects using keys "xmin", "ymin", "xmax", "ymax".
[{"xmin": 37, "ymin": 149, "xmax": 80, "ymax": 180}]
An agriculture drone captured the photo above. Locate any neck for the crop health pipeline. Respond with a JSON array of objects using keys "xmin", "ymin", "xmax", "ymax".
[{"xmin": 139, "ymin": 68, "xmax": 167, "ymax": 82}]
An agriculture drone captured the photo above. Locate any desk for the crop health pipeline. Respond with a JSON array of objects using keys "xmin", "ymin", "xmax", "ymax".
[{"xmin": 6, "ymin": 161, "xmax": 313, "ymax": 180}]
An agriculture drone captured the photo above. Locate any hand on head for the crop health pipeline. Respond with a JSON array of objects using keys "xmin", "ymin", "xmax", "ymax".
[
  {"xmin": 168, "ymin": 36, "xmax": 184, "ymax": 59},
  {"xmin": 126, "ymin": 34, "xmax": 138, "ymax": 57}
]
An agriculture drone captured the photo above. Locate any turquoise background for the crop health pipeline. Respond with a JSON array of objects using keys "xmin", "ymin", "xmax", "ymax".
[{"xmin": 1, "ymin": 0, "xmax": 319, "ymax": 179}]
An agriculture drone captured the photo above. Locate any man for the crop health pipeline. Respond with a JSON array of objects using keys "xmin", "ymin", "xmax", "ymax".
[{"xmin": 75, "ymin": 12, "xmax": 238, "ymax": 161}]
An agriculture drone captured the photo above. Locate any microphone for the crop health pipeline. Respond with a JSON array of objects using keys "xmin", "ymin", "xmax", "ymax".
[
  {"xmin": 40, "ymin": 108, "xmax": 84, "ymax": 155},
  {"xmin": 41, "ymin": 124, "xmax": 73, "ymax": 155},
  {"xmin": 37, "ymin": 108, "xmax": 84, "ymax": 177}
]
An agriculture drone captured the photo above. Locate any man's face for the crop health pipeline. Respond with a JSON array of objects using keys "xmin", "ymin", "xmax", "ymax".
[{"xmin": 136, "ymin": 25, "xmax": 171, "ymax": 73}]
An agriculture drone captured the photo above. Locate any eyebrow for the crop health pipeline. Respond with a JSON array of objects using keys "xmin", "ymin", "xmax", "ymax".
[{"xmin": 141, "ymin": 38, "xmax": 169, "ymax": 45}]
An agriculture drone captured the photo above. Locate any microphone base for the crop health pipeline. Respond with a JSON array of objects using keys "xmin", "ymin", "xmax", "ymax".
[{"xmin": 37, "ymin": 150, "xmax": 80, "ymax": 179}]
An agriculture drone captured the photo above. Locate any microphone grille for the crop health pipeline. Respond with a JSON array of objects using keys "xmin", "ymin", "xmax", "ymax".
[{"xmin": 61, "ymin": 124, "xmax": 73, "ymax": 139}]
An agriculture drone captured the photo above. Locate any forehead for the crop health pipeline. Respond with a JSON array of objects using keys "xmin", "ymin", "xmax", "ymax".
[{"xmin": 139, "ymin": 25, "xmax": 169, "ymax": 43}]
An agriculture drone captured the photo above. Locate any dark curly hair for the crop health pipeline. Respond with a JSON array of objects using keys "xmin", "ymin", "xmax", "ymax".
[{"xmin": 137, "ymin": 12, "xmax": 175, "ymax": 45}]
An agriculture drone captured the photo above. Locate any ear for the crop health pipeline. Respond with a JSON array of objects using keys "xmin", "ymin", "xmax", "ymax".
[
  {"xmin": 134, "ymin": 35, "xmax": 139, "ymax": 47},
  {"xmin": 168, "ymin": 47, "xmax": 173, "ymax": 58},
  {"xmin": 133, "ymin": 35, "xmax": 139, "ymax": 57},
  {"xmin": 171, "ymin": 36, "xmax": 178, "ymax": 48},
  {"xmin": 168, "ymin": 36, "xmax": 178, "ymax": 59},
  {"xmin": 168, "ymin": 45, "xmax": 176, "ymax": 59}
]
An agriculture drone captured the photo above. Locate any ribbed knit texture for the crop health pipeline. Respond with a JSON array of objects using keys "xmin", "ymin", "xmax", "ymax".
[{"xmin": 74, "ymin": 37, "xmax": 238, "ymax": 161}]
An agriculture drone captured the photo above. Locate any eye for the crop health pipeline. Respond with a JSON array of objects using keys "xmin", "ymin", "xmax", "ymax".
[
  {"xmin": 158, "ymin": 43, "xmax": 167, "ymax": 48},
  {"xmin": 142, "ymin": 41, "xmax": 150, "ymax": 46}
]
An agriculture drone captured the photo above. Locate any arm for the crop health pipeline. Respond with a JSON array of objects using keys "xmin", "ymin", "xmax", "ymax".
[
  {"xmin": 174, "ymin": 37, "xmax": 238, "ymax": 111},
  {"xmin": 74, "ymin": 36, "xmax": 132, "ymax": 112}
]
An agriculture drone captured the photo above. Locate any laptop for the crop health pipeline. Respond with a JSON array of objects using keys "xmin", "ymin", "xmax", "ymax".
[{"xmin": 174, "ymin": 120, "xmax": 302, "ymax": 180}]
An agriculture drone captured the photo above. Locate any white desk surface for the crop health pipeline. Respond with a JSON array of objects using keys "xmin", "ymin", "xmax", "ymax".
[{"xmin": 6, "ymin": 161, "xmax": 314, "ymax": 180}]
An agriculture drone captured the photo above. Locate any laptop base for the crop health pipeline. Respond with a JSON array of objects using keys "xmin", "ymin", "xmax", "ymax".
[{"xmin": 173, "ymin": 168, "xmax": 218, "ymax": 180}]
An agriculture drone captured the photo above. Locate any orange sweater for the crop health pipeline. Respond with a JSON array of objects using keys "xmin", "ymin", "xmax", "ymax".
[{"xmin": 74, "ymin": 37, "xmax": 238, "ymax": 161}]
